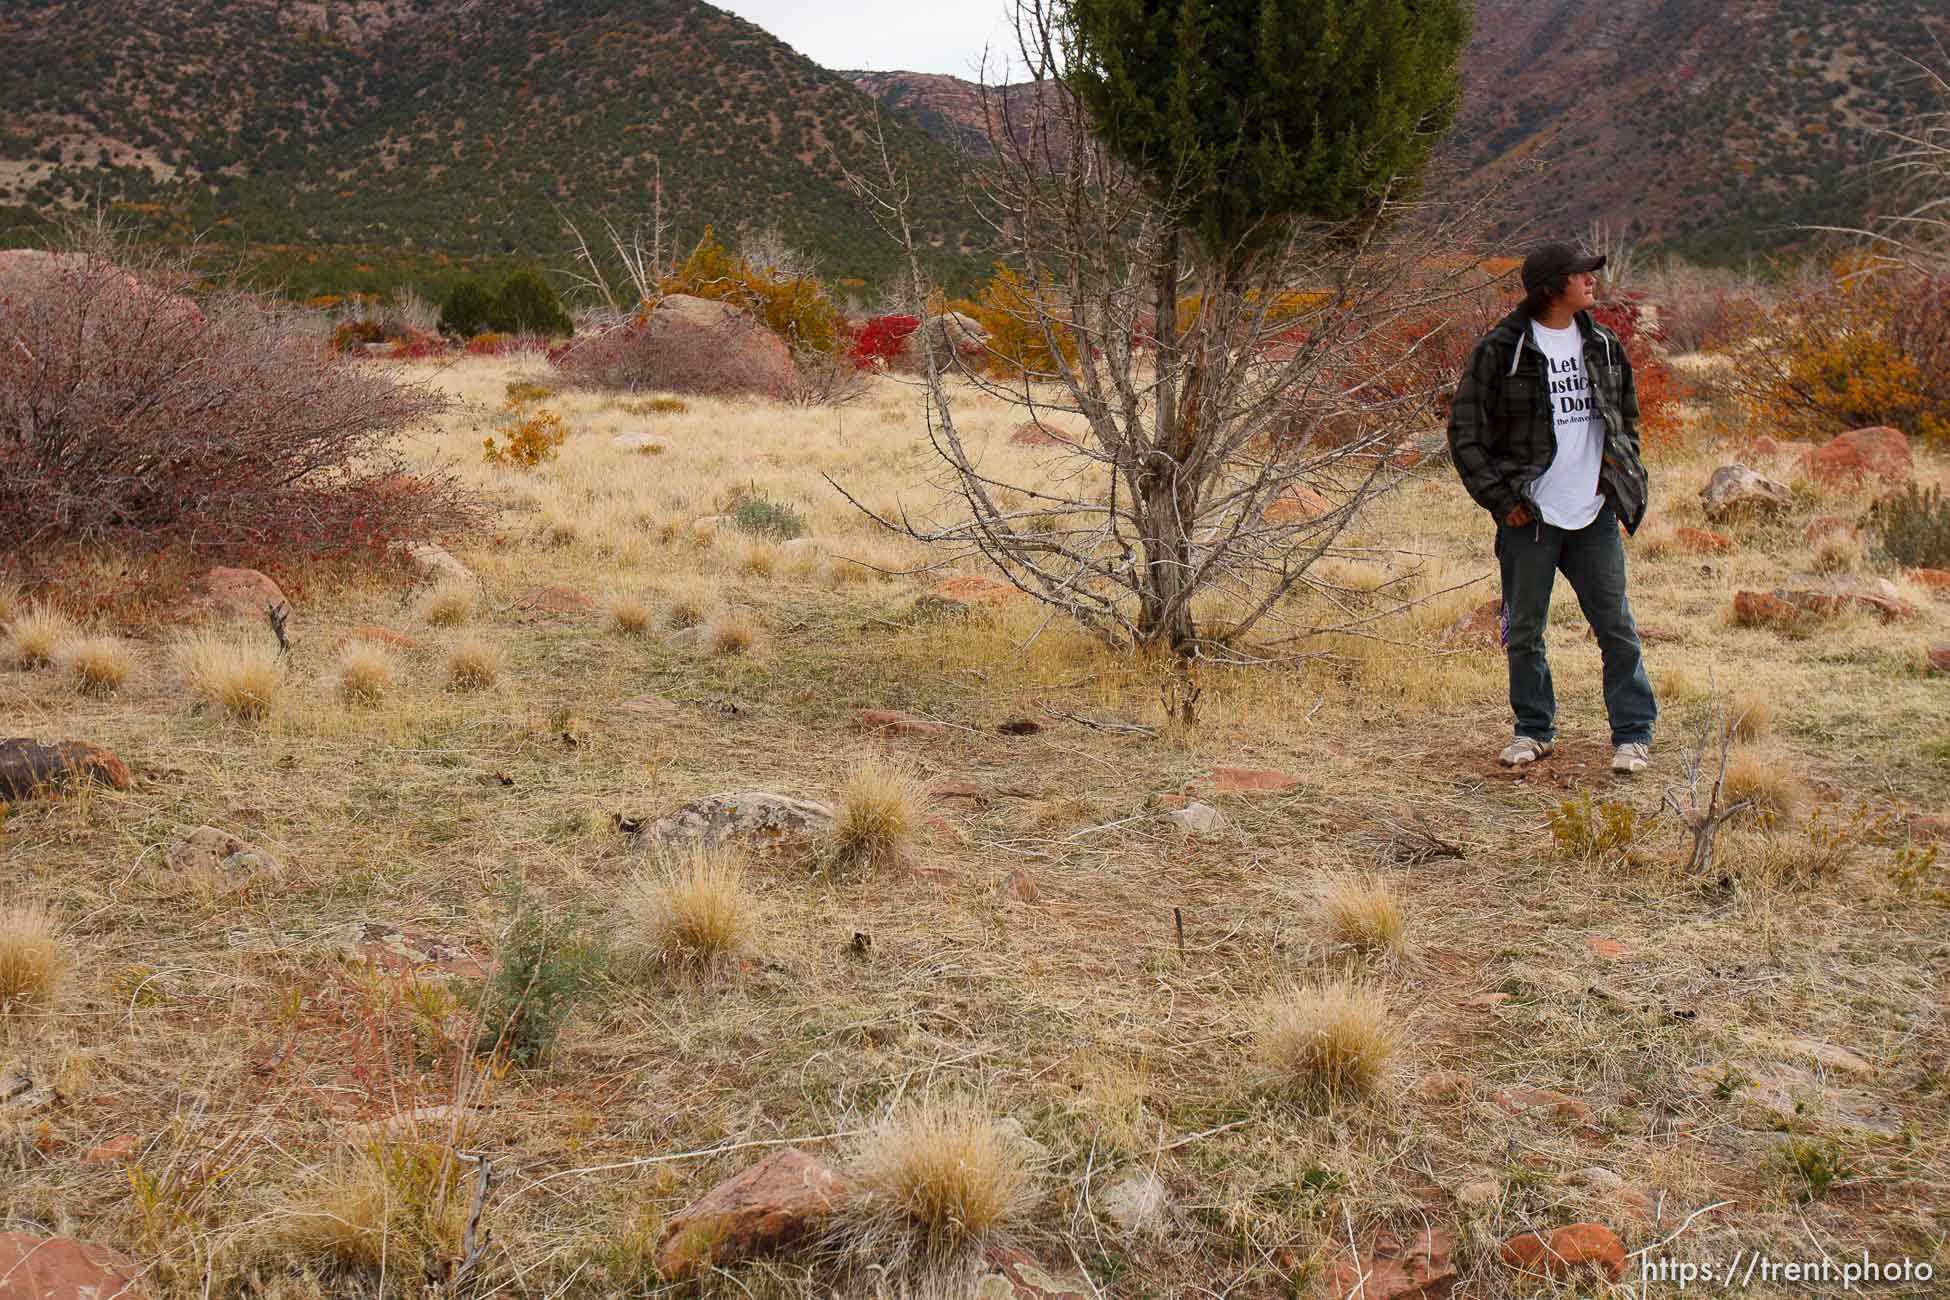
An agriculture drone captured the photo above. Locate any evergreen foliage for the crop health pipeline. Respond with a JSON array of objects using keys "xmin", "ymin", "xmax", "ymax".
[{"xmin": 438, "ymin": 277, "xmax": 498, "ymax": 339}]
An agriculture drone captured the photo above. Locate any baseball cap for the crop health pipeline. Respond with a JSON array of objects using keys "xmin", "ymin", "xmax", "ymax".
[{"xmin": 1520, "ymin": 243, "xmax": 1606, "ymax": 293}]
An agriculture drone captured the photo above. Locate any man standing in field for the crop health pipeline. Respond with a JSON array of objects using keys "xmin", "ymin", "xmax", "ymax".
[{"xmin": 1446, "ymin": 243, "xmax": 1657, "ymax": 774}]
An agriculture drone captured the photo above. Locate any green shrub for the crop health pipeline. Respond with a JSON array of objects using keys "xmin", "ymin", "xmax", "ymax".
[
  {"xmin": 438, "ymin": 277, "xmax": 497, "ymax": 339},
  {"xmin": 475, "ymin": 881, "xmax": 602, "ymax": 1066},
  {"xmin": 1546, "ymin": 793, "xmax": 1643, "ymax": 862},
  {"xmin": 1865, "ymin": 482, "xmax": 1950, "ymax": 570},
  {"xmin": 731, "ymin": 492, "xmax": 807, "ymax": 540},
  {"xmin": 495, "ymin": 269, "xmax": 574, "ymax": 337}
]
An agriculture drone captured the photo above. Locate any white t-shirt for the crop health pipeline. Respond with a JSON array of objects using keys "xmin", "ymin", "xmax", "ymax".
[{"xmin": 1525, "ymin": 319, "xmax": 1607, "ymax": 530}]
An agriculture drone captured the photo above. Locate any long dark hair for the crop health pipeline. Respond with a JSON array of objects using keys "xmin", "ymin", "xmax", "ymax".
[{"xmin": 1522, "ymin": 273, "xmax": 1569, "ymax": 318}]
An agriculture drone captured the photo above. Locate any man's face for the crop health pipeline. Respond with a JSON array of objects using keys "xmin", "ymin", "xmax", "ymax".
[{"xmin": 1559, "ymin": 271, "xmax": 1599, "ymax": 313}]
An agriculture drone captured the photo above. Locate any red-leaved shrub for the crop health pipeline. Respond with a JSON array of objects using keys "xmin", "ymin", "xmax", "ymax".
[
  {"xmin": 0, "ymin": 236, "xmax": 474, "ymax": 561},
  {"xmin": 847, "ymin": 314, "xmax": 920, "ymax": 370}
]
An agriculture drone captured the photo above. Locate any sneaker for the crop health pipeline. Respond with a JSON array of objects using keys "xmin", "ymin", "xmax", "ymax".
[
  {"xmin": 1611, "ymin": 741, "xmax": 1650, "ymax": 774},
  {"xmin": 1498, "ymin": 737, "xmax": 1553, "ymax": 767}
]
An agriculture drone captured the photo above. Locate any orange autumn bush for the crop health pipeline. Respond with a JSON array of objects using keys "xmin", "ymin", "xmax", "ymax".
[{"xmin": 482, "ymin": 397, "xmax": 567, "ymax": 468}]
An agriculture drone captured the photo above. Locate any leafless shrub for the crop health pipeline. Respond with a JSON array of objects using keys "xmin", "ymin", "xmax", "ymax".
[
  {"xmin": 553, "ymin": 312, "xmax": 792, "ymax": 398},
  {"xmin": 784, "ymin": 342, "xmax": 871, "ymax": 407}
]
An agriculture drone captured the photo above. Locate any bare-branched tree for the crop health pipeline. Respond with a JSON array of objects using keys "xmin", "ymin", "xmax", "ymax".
[{"xmin": 840, "ymin": 0, "xmax": 1500, "ymax": 659}]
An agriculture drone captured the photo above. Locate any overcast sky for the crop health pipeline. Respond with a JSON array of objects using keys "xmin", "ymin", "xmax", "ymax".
[{"xmin": 714, "ymin": 0, "xmax": 1020, "ymax": 77}]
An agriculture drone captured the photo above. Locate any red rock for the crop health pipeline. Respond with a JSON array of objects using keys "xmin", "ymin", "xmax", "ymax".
[
  {"xmin": 1266, "ymin": 486, "xmax": 1334, "ymax": 523},
  {"xmin": 1802, "ymin": 515, "xmax": 1854, "ymax": 546},
  {"xmin": 1748, "ymin": 435, "xmax": 1783, "ymax": 457},
  {"xmin": 0, "ymin": 1232, "xmax": 151, "ymax": 1299},
  {"xmin": 925, "ymin": 780, "xmax": 991, "ymax": 803},
  {"xmin": 1000, "ymin": 869, "xmax": 1040, "ymax": 903},
  {"xmin": 1418, "ymin": 1071, "xmax": 1474, "ymax": 1102},
  {"xmin": 83, "ymin": 1135, "xmax": 138, "ymax": 1164},
  {"xmin": 1910, "ymin": 813, "xmax": 1950, "ymax": 841},
  {"xmin": 1674, "ymin": 526, "xmax": 1733, "ymax": 555},
  {"xmin": 931, "ymin": 575, "xmax": 1021, "ymax": 606},
  {"xmin": 0, "ymin": 738, "xmax": 132, "ymax": 799},
  {"xmin": 1205, "ymin": 767, "xmax": 1302, "ymax": 794},
  {"xmin": 1010, "ymin": 422, "xmax": 1069, "ymax": 448},
  {"xmin": 334, "ymin": 626, "xmax": 422, "ymax": 651},
  {"xmin": 1587, "ymin": 936, "xmax": 1630, "ymax": 960},
  {"xmin": 343, "ymin": 922, "xmax": 486, "ymax": 980},
  {"xmin": 1457, "ymin": 992, "xmax": 1511, "ymax": 1010},
  {"xmin": 1764, "ymin": 588, "xmax": 1918, "ymax": 624},
  {"xmin": 1500, "ymin": 1222, "xmax": 1627, "ymax": 1282},
  {"xmin": 513, "ymin": 585, "xmax": 595, "ymax": 614},
  {"xmin": 1443, "ymin": 599, "xmax": 1503, "ymax": 649},
  {"xmin": 656, "ymin": 1146, "xmax": 850, "ymax": 1279},
  {"xmin": 855, "ymin": 709, "xmax": 946, "ymax": 736},
  {"xmin": 1492, "ymin": 1086, "xmax": 1594, "ymax": 1124},
  {"xmin": 1328, "ymin": 1227, "xmax": 1457, "ymax": 1300},
  {"xmin": 1912, "ymin": 568, "xmax": 1950, "ymax": 594},
  {"xmin": 1733, "ymin": 591, "xmax": 1799, "ymax": 628},
  {"xmin": 1806, "ymin": 425, "xmax": 1913, "ymax": 487},
  {"xmin": 1929, "ymin": 647, "xmax": 1950, "ymax": 675},
  {"xmin": 182, "ymin": 567, "xmax": 289, "ymax": 622}
]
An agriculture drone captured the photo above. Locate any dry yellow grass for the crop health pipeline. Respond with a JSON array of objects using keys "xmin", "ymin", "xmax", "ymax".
[
  {"xmin": 704, "ymin": 611, "xmax": 757, "ymax": 656},
  {"xmin": 626, "ymin": 848, "xmax": 755, "ymax": 968},
  {"xmin": 1813, "ymin": 532, "xmax": 1864, "ymax": 575},
  {"xmin": 418, "ymin": 577, "xmax": 477, "ymax": 627},
  {"xmin": 176, "ymin": 631, "xmax": 283, "ymax": 721},
  {"xmin": 1723, "ymin": 749, "xmax": 1808, "ymax": 819},
  {"xmin": 333, "ymin": 641, "xmax": 398, "ymax": 705},
  {"xmin": 830, "ymin": 753, "xmax": 926, "ymax": 871},
  {"xmin": 1254, "ymin": 978, "xmax": 1397, "ymax": 1105},
  {"xmin": 0, "ymin": 903, "xmax": 70, "ymax": 1012},
  {"xmin": 604, "ymin": 593, "xmax": 652, "ymax": 636},
  {"xmin": 0, "ymin": 578, "xmax": 22, "ymax": 624},
  {"xmin": 1317, "ymin": 873, "xmax": 1407, "ymax": 957},
  {"xmin": 1726, "ymin": 689, "xmax": 1775, "ymax": 741},
  {"xmin": 277, "ymin": 1143, "xmax": 467, "ymax": 1278},
  {"xmin": 54, "ymin": 634, "xmax": 134, "ymax": 696},
  {"xmin": 446, "ymin": 635, "xmax": 502, "ymax": 691},
  {"xmin": 6, "ymin": 600, "xmax": 73, "ymax": 668},
  {"xmin": 847, "ymin": 1096, "xmax": 1036, "ymax": 1263}
]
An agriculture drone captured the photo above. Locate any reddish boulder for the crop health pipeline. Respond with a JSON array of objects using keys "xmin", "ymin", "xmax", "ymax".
[
  {"xmin": 1930, "ymin": 646, "xmax": 1950, "ymax": 675},
  {"xmin": 657, "ymin": 1146, "xmax": 851, "ymax": 1279},
  {"xmin": 1747, "ymin": 434, "xmax": 1783, "ymax": 458},
  {"xmin": 1492, "ymin": 1086, "xmax": 1594, "ymax": 1124},
  {"xmin": 1010, "ymin": 422, "xmax": 1069, "ymax": 448},
  {"xmin": 0, "ymin": 739, "xmax": 132, "ymax": 799},
  {"xmin": 1418, "ymin": 1071, "xmax": 1474, "ymax": 1102},
  {"xmin": 1802, "ymin": 515, "xmax": 1854, "ymax": 546},
  {"xmin": 1912, "ymin": 568, "xmax": 1950, "ymax": 595},
  {"xmin": 84, "ymin": 1135, "xmax": 139, "ymax": 1164},
  {"xmin": 1443, "ymin": 599, "xmax": 1504, "ymax": 650},
  {"xmin": 1674, "ymin": 526, "xmax": 1733, "ymax": 555},
  {"xmin": 1733, "ymin": 591, "xmax": 1799, "ymax": 628},
  {"xmin": 1911, "ymin": 813, "xmax": 1950, "ymax": 840},
  {"xmin": 182, "ymin": 567, "xmax": 289, "ymax": 622},
  {"xmin": 855, "ymin": 709, "xmax": 947, "ymax": 736},
  {"xmin": 1806, "ymin": 426, "xmax": 1912, "ymax": 487},
  {"xmin": 923, "ymin": 575, "xmax": 1022, "ymax": 611},
  {"xmin": 1700, "ymin": 465, "xmax": 1791, "ymax": 522},
  {"xmin": 0, "ymin": 1232, "xmax": 151, "ymax": 1299},
  {"xmin": 1266, "ymin": 486, "xmax": 1334, "ymax": 523},
  {"xmin": 1328, "ymin": 1227, "xmax": 1457, "ymax": 1300},
  {"xmin": 1500, "ymin": 1222, "xmax": 1627, "ymax": 1282}
]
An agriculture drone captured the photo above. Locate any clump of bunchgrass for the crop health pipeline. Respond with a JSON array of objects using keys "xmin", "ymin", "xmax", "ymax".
[
  {"xmin": 446, "ymin": 636, "xmax": 502, "ymax": 691},
  {"xmin": 830, "ymin": 754, "xmax": 926, "ymax": 871},
  {"xmin": 0, "ymin": 579, "xmax": 23, "ymax": 624},
  {"xmin": 1725, "ymin": 690, "xmax": 1774, "ymax": 742},
  {"xmin": 1317, "ymin": 873, "xmax": 1407, "ymax": 957},
  {"xmin": 55, "ymin": 635, "xmax": 134, "ymax": 696},
  {"xmin": 1722, "ymin": 749, "xmax": 1807, "ymax": 819},
  {"xmin": 705, "ymin": 612, "xmax": 757, "ymax": 656},
  {"xmin": 176, "ymin": 631, "xmax": 283, "ymax": 721},
  {"xmin": 1254, "ymin": 978, "xmax": 1397, "ymax": 1106},
  {"xmin": 333, "ymin": 641, "xmax": 397, "ymax": 706},
  {"xmin": 606, "ymin": 593, "xmax": 652, "ymax": 636},
  {"xmin": 625, "ymin": 848, "xmax": 755, "ymax": 969},
  {"xmin": 418, "ymin": 578, "xmax": 477, "ymax": 628},
  {"xmin": 0, "ymin": 904, "xmax": 70, "ymax": 1012},
  {"xmin": 277, "ymin": 1140, "xmax": 467, "ymax": 1278},
  {"xmin": 845, "ymin": 1096, "xmax": 1037, "ymax": 1268},
  {"xmin": 7, "ymin": 601, "xmax": 74, "ymax": 668},
  {"xmin": 665, "ymin": 591, "xmax": 711, "ymax": 631}
]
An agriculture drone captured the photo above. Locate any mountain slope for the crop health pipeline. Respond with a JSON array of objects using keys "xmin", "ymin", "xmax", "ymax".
[
  {"xmin": 0, "ymin": 0, "xmax": 981, "ymax": 281},
  {"xmin": 849, "ymin": 1, "xmax": 1947, "ymax": 262}
]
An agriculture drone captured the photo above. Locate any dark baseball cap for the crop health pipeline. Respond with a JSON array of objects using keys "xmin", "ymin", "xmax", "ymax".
[{"xmin": 1521, "ymin": 243, "xmax": 1606, "ymax": 293}]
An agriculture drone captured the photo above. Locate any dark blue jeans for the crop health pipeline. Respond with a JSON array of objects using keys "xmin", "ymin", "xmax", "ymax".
[{"xmin": 1496, "ymin": 504, "xmax": 1656, "ymax": 746}]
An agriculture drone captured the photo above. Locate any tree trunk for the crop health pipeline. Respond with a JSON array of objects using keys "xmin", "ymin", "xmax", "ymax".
[{"xmin": 1136, "ymin": 228, "xmax": 1196, "ymax": 656}]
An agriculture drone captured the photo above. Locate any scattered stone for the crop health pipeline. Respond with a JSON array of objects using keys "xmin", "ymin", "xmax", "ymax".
[
  {"xmin": 656, "ymin": 1147, "xmax": 850, "ymax": 1280},
  {"xmin": 1735, "ymin": 587, "xmax": 1917, "ymax": 628},
  {"xmin": 999, "ymin": 869, "xmax": 1041, "ymax": 904},
  {"xmin": 663, "ymin": 625, "xmax": 708, "ymax": 652},
  {"xmin": 164, "ymin": 826, "xmax": 284, "ymax": 896},
  {"xmin": 926, "ymin": 575, "xmax": 1021, "ymax": 608},
  {"xmin": 1097, "ymin": 1169, "xmax": 1169, "ymax": 1234},
  {"xmin": 691, "ymin": 515, "xmax": 732, "ymax": 540},
  {"xmin": 179, "ymin": 566, "xmax": 288, "ymax": 622},
  {"xmin": 0, "ymin": 1232, "xmax": 151, "ymax": 1300},
  {"xmin": 0, "ymin": 739, "xmax": 131, "ymax": 799},
  {"xmin": 1587, "ymin": 936, "xmax": 1630, "ymax": 960},
  {"xmin": 611, "ymin": 432, "xmax": 665, "ymax": 453},
  {"xmin": 1565, "ymin": 1167, "xmax": 1625, "ymax": 1193},
  {"xmin": 1912, "ymin": 568, "xmax": 1950, "ymax": 595},
  {"xmin": 83, "ymin": 1135, "xmax": 138, "ymax": 1165},
  {"xmin": 1806, "ymin": 425, "xmax": 1913, "ymax": 487},
  {"xmin": 976, "ymin": 1244, "xmax": 1094, "ymax": 1298},
  {"xmin": 0, "ymin": 1064, "xmax": 57, "ymax": 1120},
  {"xmin": 1700, "ymin": 465, "xmax": 1791, "ymax": 522},
  {"xmin": 1492, "ymin": 1086, "xmax": 1593, "ymax": 1124},
  {"xmin": 1165, "ymin": 802, "xmax": 1228, "ymax": 835},
  {"xmin": 1417, "ymin": 1070, "xmax": 1473, "ymax": 1102},
  {"xmin": 1265, "ymin": 486, "xmax": 1334, "ymax": 523},
  {"xmin": 1499, "ymin": 1222, "xmax": 1627, "ymax": 1282},
  {"xmin": 1607, "ymin": 1187, "xmax": 1659, "ymax": 1223},
  {"xmin": 1909, "ymin": 812, "xmax": 1949, "ymax": 841},
  {"xmin": 512, "ymin": 585, "xmax": 595, "ymax": 614},
  {"xmin": 855, "ymin": 709, "xmax": 947, "ymax": 736},
  {"xmin": 400, "ymin": 540, "xmax": 476, "ymax": 586},
  {"xmin": 1688, "ymin": 1061, "xmax": 1900, "ymax": 1136},
  {"xmin": 341, "ymin": 922, "xmax": 486, "ymax": 980},
  {"xmin": 334, "ymin": 626, "xmax": 421, "ymax": 652},
  {"xmin": 1747, "ymin": 434, "xmax": 1783, "ymax": 458},
  {"xmin": 1931, "ymin": 646, "xmax": 1950, "ymax": 675},
  {"xmin": 1458, "ymin": 1179, "xmax": 1501, "ymax": 1208},
  {"xmin": 1203, "ymin": 767, "xmax": 1301, "ymax": 794},
  {"xmin": 636, "ymin": 792, "xmax": 836, "ymax": 854},
  {"xmin": 1442, "ymin": 598, "xmax": 1503, "ymax": 650},
  {"xmin": 1775, "ymin": 1038, "xmax": 1876, "ymax": 1078},
  {"xmin": 1673, "ymin": 526, "xmax": 1733, "ymax": 555},
  {"xmin": 996, "ymin": 718, "xmax": 1043, "ymax": 736},
  {"xmin": 1802, "ymin": 515, "xmax": 1854, "ymax": 546},
  {"xmin": 1327, "ymin": 1227, "xmax": 1456, "ymax": 1300},
  {"xmin": 1458, "ymin": 992, "xmax": 1511, "ymax": 1010},
  {"xmin": 1010, "ymin": 422, "xmax": 1069, "ymax": 447},
  {"xmin": 1732, "ymin": 590, "xmax": 1801, "ymax": 628}
]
